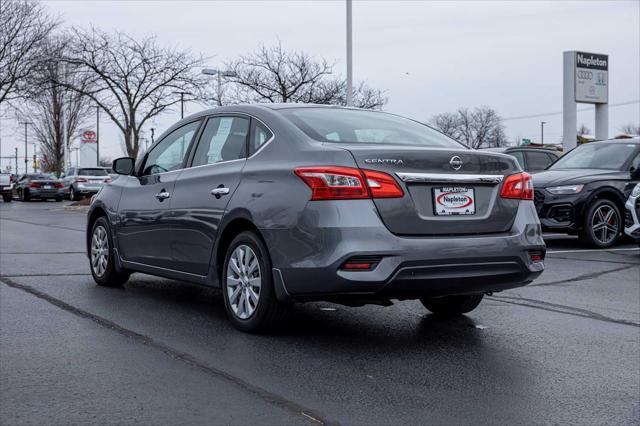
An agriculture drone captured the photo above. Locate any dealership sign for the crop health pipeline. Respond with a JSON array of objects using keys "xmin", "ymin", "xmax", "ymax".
[
  {"xmin": 81, "ymin": 130, "xmax": 97, "ymax": 144},
  {"xmin": 575, "ymin": 51, "xmax": 608, "ymax": 104}
]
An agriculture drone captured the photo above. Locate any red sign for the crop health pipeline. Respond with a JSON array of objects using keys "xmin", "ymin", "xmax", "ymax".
[{"xmin": 82, "ymin": 130, "xmax": 97, "ymax": 143}]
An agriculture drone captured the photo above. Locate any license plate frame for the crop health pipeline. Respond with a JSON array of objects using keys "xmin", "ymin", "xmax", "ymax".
[{"xmin": 433, "ymin": 186, "xmax": 476, "ymax": 216}]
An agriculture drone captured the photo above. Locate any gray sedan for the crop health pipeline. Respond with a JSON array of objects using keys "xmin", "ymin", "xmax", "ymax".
[{"xmin": 87, "ymin": 104, "xmax": 545, "ymax": 332}]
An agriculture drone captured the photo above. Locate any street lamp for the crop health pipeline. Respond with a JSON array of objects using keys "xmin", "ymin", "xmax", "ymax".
[
  {"xmin": 346, "ymin": 0, "xmax": 353, "ymax": 106},
  {"xmin": 201, "ymin": 69, "xmax": 238, "ymax": 106},
  {"xmin": 172, "ymin": 91, "xmax": 191, "ymax": 119},
  {"xmin": 18, "ymin": 121, "xmax": 31, "ymax": 174}
]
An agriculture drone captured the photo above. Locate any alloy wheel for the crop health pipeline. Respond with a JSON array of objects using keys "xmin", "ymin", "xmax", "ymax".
[
  {"xmin": 226, "ymin": 244, "xmax": 261, "ymax": 320},
  {"xmin": 591, "ymin": 204, "xmax": 619, "ymax": 245},
  {"xmin": 91, "ymin": 225, "xmax": 109, "ymax": 277}
]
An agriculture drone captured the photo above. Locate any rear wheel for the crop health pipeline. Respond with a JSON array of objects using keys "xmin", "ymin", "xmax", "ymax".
[
  {"xmin": 420, "ymin": 294, "xmax": 484, "ymax": 316},
  {"xmin": 69, "ymin": 186, "xmax": 78, "ymax": 201},
  {"xmin": 90, "ymin": 216, "xmax": 129, "ymax": 287},
  {"xmin": 2, "ymin": 193, "xmax": 11, "ymax": 202},
  {"xmin": 19, "ymin": 189, "xmax": 29, "ymax": 202},
  {"xmin": 222, "ymin": 231, "xmax": 291, "ymax": 333},
  {"xmin": 579, "ymin": 199, "xmax": 622, "ymax": 248}
]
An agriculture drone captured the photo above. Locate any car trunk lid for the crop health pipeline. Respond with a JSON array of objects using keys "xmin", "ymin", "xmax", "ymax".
[{"xmin": 336, "ymin": 144, "xmax": 521, "ymax": 235}]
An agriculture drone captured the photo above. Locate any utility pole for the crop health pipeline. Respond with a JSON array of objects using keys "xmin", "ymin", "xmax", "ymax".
[
  {"xmin": 541, "ymin": 121, "xmax": 546, "ymax": 145},
  {"xmin": 346, "ymin": 0, "xmax": 353, "ymax": 106},
  {"xmin": 94, "ymin": 106, "xmax": 100, "ymax": 166},
  {"xmin": 150, "ymin": 128, "xmax": 155, "ymax": 145},
  {"xmin": 33, "ymin": 143, "xmax": 37, "ymax": 172},
  {"xmin": 14, "ymin": 147, "xmax": 18, "ymax": 174},
  {"xmin": 173, "ymin": 92, "xmax": 189, "ymax": 119}
]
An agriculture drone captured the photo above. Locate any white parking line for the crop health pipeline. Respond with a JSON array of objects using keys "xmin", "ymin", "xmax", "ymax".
[{"xmin": 547, "ymin": 247, "xmax": 640, "ymax": 254}]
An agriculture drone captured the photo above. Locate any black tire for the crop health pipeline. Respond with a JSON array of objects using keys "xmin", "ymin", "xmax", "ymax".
[
  {"xmin": 420, "ymin": 294, "xmax": 484, "ymax": 316},
  {"xmin": 89, "ymin": 216, "xmax": 130, "ymax": 287},
  {"xmin": 578, "ymin": 199, "xmax": 622, "ymax": 248},
  {"xmin": 55, "ymin": 197, "xmax": 63, "ymax": 202},
  {"xmin": 69, "ymin": 186, "xmax": 78, "ymax": 201},
  {"xmin": 19, "ymin": 189, "xmax": 29, "ymax": 202},
  {"xmin": 222, "ymin": 230, "xmax": 291, "ymax": 333},
  {"xmin": 2, "ymin": 193, "xmax": 11, "ymax": 202}
]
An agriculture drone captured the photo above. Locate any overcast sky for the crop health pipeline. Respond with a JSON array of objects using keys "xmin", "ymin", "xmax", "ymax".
[{"xmin": 1, "ymin": 0, "xmax": 639, "ymax": 169}]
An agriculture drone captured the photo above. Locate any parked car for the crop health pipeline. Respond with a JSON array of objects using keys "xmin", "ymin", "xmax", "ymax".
[
  {"xmin": 532, "ymin": 138, "xmax": 640, "ymax": 247},
  {"xmin": 484, "ymin": 147, "xmax": 561, "ymax": 173},
  {"xmin": 62, "ymin": 167, "xmax": 112, "ymax": 201},
  {"xmin": 13, "ymin": 173, "xmax": 64, "ymax": 201},
  {"xmin": 0, "ymin": 172, "xmax": 14, "ymax": 202},
  {"xmin": 624, "ymin": 183, "xmax": 640, "ymax": 246},
  {"xmin": 88, "ymin": 104, "xmax": 545, "ymax": 332}
]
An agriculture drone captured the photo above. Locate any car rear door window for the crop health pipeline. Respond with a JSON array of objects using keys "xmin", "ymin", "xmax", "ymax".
[
  {"xmin": 526, "ymin": 151, "xmax": 554, "ymax": 172},
  {"xmin": 192, "ymin": 116, "xmax": 249, "ymax": 166},
  {"xmin": 142, "ymin": 121, "xmax": 201, "ymax": 175}
]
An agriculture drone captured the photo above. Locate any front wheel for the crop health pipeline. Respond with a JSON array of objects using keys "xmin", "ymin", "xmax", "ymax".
[
  {"xmin": 579, "ymin": 199, "xmax": 622, "ymax": 248},
  {"xmin": 90, "ymin": 217, "xmax": 130, "ymax": 287},
  {"xmin": 420, "ymin": 294, "xmax": 484, "ymax": 316},
  {"xmin": 222, "ymin": 231, "xmax": 291, "ymax": 333}
]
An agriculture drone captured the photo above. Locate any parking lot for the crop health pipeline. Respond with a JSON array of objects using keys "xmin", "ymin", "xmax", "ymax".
[{"xmin": 1, "ymin": 200, "xmax": 639, "ymax": 425}]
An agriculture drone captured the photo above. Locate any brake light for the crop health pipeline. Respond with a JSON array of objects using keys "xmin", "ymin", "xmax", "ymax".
[
  {"xmin": 294, "ymin": 166, "xmax": 403, "ymax": 200},
  {"xmin": 9, "ymin": 175, "xmax": 13, "ymax": 183},
  {"xmin": 104, "ymin": 177, "xmax": 112, "ymax": 183},
  {"xmin": 54, "ymin": 183, "xmax": 64, "ymax": 188},
  {"xmin": 500, "ymin": 172, "xmax": 533, "ymax": 200},
  {"xmin": 28, "ymin": 183, "xmax": 40, "ymax": 188},
  {"xmin": 75, "ymin": 177, "xmax": 88, "ymax": 183}
]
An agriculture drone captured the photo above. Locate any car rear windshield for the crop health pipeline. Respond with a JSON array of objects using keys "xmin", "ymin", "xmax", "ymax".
[
  {"xmin": 79, "ymin": 168, "xmax": 108, "ymax": 176},
  {"xmin": 281, "ymin": 108, "xmax": 463, "ymax": 148},
  {"xmin": 550, "ymin": 143, "xmax": 637, "ymax": 170}
]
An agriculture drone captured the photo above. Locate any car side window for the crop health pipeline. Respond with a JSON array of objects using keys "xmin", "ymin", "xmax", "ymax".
[
  {"xmin": 250, "ymin": 121, "xmax": 273, "ymax": 156},
  {"xmin": 526, "ymin": 151, "xmax": 554, "ymax": 172},
  {"xmin": 142, "ymin": 121, "xmax": 200, "ymax": 176},
  {"xmin": 191, "ymin": 116, "xmax": 249, "ymax": 167},
  {"xmin": 630, "ymin": 152, "xmax": 640, "ymax": 171},
  {"xmin": 508, "ymin": 151, "xmax": 525, "ymax": 170}
]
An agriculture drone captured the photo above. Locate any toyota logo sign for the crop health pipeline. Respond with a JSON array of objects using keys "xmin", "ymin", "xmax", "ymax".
[{"xmin": 449, "ymin": 156, "xmax": 463, "ymax": 171}]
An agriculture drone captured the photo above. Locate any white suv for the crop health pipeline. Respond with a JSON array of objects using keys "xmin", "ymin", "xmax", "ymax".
[
  {"xmin": 62, "ymin": 167, "xmax": 112, "ymax": 201},
  {"xmin": 624, "ymin": 183, "xmax": 640, "ymax": 246}
]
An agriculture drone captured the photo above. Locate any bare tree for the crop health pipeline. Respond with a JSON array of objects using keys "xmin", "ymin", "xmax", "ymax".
[
  {"xmin": 61, "ymin": 28, "xmax": 205, "ymax": 158},
  {"xmin": 577, "ymin": 123, "xmax": 591, "ymax": 136},
  {"xmin": 619, "ymin": 123, "xmax": 640, "ymax": 135},
  {"xmin": 14, "ymin": 36, "xmax": 91, "ymax": 175},
  {"xmin": 0, "ymin": 0, "xmax": 57, "ymax": 106},
  {"xmin": 430, "ymin": 106, "xmax": 507, "ymax": 148},
  {"xmin": 222, "ymin": 43, "xmax": 386, "ymax": 109}
]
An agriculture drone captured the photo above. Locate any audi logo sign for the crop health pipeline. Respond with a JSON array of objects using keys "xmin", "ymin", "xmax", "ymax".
[{"xmin": 575, "ymin": 51, "xmax": 608, "ymax": 104}]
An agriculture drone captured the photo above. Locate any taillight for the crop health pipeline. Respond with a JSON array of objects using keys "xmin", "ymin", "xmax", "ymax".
[
  {"xmin": 500, "ymin": 172, "xmax": 533, "ymax": 200},
  {"xmin": 76, "ymin": 177, "xmax": 88, "ymax": 183},
  {"xmin": 28, "ymin": 183, "xmax": 40, "ymax": 188},
  {"xmin": 294, "ymin": 166, "xmax": 403, "ymax": 201},
  {"xmin": 54, "ymin": 183, "xmax": 64, "ymax": 188},
  {"xmin": 104, "ymin": 177, "xmax": 112, "ymax": 183},
  {"xmin": 9, "ymin": 175, "xmax": 13, "ymax": 183}
]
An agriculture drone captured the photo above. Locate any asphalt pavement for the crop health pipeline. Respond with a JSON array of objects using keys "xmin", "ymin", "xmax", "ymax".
[{"xmin": 1, "ymin": 200, "xmax": 639, "ymax": 425}]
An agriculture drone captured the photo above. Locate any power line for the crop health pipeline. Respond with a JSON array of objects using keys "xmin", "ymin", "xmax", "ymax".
[{"xmin": 503, "ymin": 100, "xmax": 639, "ymax": 121}]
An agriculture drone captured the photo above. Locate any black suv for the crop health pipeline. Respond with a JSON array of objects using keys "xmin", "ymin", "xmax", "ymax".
[
  {"xmin": 532, "ymin": 138, "xmax": 640, "ymax": 247},
  {"xmin": 484, "ymin": 147, "xmax": 560, "ymax": 173}
]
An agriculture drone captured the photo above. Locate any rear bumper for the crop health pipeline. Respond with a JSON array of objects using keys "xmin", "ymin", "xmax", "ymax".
[
  {"xmin": 27, "ymin": 189, "xmax": 62, "ymax": 199},
  {"xmin": 262, "ymin": 199, "xmax": 545, "ymax": 301}
]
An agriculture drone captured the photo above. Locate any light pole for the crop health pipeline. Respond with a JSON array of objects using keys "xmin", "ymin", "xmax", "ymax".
[
  {"xmin": 202, "ymin": 69, "xmax": 238, "ymax": 106},
  {"xmin": 172, "ymin": 91, "xmax": 190, "ymax": 119},
  {"xmin": 150, "ymin": 128, "xmax": 155, "ymax": 145},
  {"xmin": 94, "ymin": 106, "xmax": 100, "ymax": 166},
  {"xmin": 346, "ymin": 0, "xmax": 353, "ymax": 106},
  {"xmin": 541, "ymin": 121, "xmax": 546, "ymax": 145},
  {"xmin": 18, "ymin": 121, "xmax": 30, "ymax": 174}
]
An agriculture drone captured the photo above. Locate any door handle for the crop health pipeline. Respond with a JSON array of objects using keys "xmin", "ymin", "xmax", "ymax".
[
  {"xmin": 155, "ymin": 191, "xmax": 170, "ymax": 201},
  {"xmin": 210, "ymin": 187, "xmax": 230, "ymax": 198}
]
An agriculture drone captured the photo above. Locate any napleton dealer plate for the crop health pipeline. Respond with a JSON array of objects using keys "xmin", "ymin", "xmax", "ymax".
[{"xmin": 433, "ymin": 187, "xmax": 476, "ymax": 215}]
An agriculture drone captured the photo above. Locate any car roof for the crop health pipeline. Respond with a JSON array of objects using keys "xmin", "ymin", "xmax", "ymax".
[{"xmin": 596, "ymin": 137, "xmax": 640, "ymax": 144}]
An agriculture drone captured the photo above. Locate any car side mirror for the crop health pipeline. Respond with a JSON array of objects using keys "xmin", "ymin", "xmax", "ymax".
[{"xmin": 113, "ymin": 157, "xmax": 135, "ymax": 175}]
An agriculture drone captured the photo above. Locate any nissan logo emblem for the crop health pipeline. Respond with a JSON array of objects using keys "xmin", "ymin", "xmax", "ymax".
[{"xmin": 449, "ymin": 156, "xmax": 463, "ymax": 171}]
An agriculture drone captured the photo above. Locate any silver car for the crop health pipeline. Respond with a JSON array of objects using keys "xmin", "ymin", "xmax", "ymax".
[
  {"xmin": 624, "ymin": 183, "xmax": 640, "ymax": 245},
  {"xmin": 62, "ymin": 167, "xmax": 112, "ymax": 201},
  {"xmin": 87, "ymin": 104, "xmax": 545, "ymax": 332}
]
